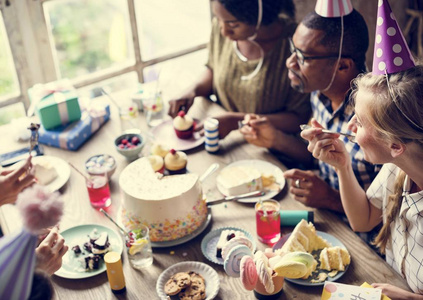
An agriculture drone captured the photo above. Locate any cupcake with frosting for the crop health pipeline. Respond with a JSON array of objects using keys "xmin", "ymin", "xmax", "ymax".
[
  {"xmin": 164, "ymin": 149, "xmax": 187, "ymax": 174},
  {"xmin": 151, "ymin": 143, "xmax": 170, "ymax": 158},
  {"xmin": 147, "ymin": 155, "xmax": 165, "ymax": 174},
  {"xmin": 173, "ymin": 111, "xmax": 194, "ymax": 139}
]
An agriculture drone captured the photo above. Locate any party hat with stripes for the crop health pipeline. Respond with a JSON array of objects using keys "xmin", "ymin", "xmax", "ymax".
[{"xmin": 315, "ymin": 0, "xmax": 353, "ymax": 18}]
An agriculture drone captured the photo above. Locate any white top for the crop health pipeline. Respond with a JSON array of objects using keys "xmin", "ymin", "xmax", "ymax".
[{"xmin": 367, "ymin": 163, "xmax": 423, "ymax": 293}]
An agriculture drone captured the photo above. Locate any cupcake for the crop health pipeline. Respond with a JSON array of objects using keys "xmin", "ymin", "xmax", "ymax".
[
  {"xmin": 147, "ymin": 155, "xmax": 165, "ymax": 174},
  {"xmin": 173, "ymin": 111, "xmax": 194, "ymax": 139},
  {"xmin": 164, "ymin": 149, "xmax": 187, "ymax": 174},
  {"xmin": 151, "ymin": 143, "xmax": 170, "ymax": 158}
]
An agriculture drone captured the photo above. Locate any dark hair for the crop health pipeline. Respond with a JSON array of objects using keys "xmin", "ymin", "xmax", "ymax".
[
  {"xmin": 217, "ymin": 0, "xmax": 295, "ymax": 26},
  {"xmin": 28, "ymin": 270, "xmax": 54, "ymax": 300},
  {"xmin": 302, "ymin": 10, "xmax": 369, "ymax": 73}
]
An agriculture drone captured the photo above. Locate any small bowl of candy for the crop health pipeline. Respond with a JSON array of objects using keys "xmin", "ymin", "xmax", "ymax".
[
  {"xmin": 85, "ymin": 154, "xmax": 117, "ymax": 180},
  {"xmin": 114, "ymin": 133, "xmax": 145, "ymax": 160}
]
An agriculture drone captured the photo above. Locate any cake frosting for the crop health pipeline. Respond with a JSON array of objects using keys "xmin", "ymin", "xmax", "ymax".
[
  {"xmin": 147, "ymin": 155, "xmax": 164, "ymax": 174},
  {"xmin": 33, "ymin": 162, "xmax": 58, "ymax": 185},
  {"xmin": 164, "ymin": 149, "xmax": 187, "ymax": 172},
  {"xmin": 217, "ymin": 166, "xmax": 263, "ymax": 196},
  {"xmin": 151, "ymin": 143, "xmax": 169, "ymax": 158},
  {"xmin": 173, "ymin": 111, "xmax": 194, "ymax": 131},
  {"xmin": 119, "ymin": 157, "xmax": 207, "ymax": 242}
]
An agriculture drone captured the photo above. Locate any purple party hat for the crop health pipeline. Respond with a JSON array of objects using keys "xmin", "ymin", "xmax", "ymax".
[
  {"xmin": 0, "ymin": 185, "xmax": 63, "ymax": 300},
  {"xmin": 372, "ymin": 0, "xmax": 415, "ymax": 75},
  {"xmin": 315, "ymin": 0, "xmax": 353, "ymax": 18}
]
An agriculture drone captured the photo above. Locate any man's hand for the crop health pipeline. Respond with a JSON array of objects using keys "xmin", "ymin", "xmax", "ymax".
[
  {"xmin": 284, "ymin": 169, "xmax": 343, "ymax": 212},
  {"xmin": 240, "ymin": 114, "xmax": 277, "ymax": 149},
  {"xmin": 35, "ymin": 227, "xmax": 68, "ymax": 275}
]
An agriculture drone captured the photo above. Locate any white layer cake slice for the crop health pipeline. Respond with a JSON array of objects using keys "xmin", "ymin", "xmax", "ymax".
[{"xmin": 217, "ymin": 165, "xmax": 263, "ymax": 196}]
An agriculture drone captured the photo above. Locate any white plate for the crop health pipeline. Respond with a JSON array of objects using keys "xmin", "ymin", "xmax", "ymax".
[
  {"xmin": 55, "ymin": 224, "xmax": 123, "ymax": 279},
  {"xmin": 272, "ymin": 231, "xmax": 350, "ymax": 286},
  {"xmin": 32, "ymin": 156, "xmax": 71, "ymax": 192},
  {"xmin": 156, "ymin": 261, "xmax": 219, "ymax": 300},
  {"xmin": 201, "ymin": 226, "xmax": 256, "ymax": 265},
  {"xmin": 216, "ymin": 160, "xmax": 285, "ymax": 203},
  {"xmin": 149, "ymin": 119, "xmax": 204, "ymax": 151}
]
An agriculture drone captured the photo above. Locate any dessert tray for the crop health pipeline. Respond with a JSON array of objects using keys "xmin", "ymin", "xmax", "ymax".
[
  {"xmin": 150, "ymin": 119, "xmax": 204, "ymax": 151},
  {"xmin": 273, "ymin": 231, "xmax": 350, "ymax": 286},
  {"xmin": 156, "ymin": 261, "xmax": 219, "ymax": 300},
  {"xmin": 32, "ymin": 156, "xmax": 70, "ymax": 192},
  {"xmin": 216, "ymin": 160, "xmax": 285, "ymax": 203},
  {"xmin": 201, "ymin": 226, "xmax": 256, "ymax": 265},
  {"xmin": 55, "ymin": 224, "xmax": 123, "ymax": 279}
]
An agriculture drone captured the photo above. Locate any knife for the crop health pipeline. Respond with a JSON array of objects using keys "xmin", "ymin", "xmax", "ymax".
[{"xmin": 206, "ymin": 190, "xmax": 265, "ymax": 206}]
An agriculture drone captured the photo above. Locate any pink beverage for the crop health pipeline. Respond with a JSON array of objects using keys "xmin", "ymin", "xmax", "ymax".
[
  {"xmin": 255, "ymin": 200, "xmax": 281, "ymax": 245},
  {"xmin": 86, "ymin": 175, "xmax": 111, "ymax": 209}
]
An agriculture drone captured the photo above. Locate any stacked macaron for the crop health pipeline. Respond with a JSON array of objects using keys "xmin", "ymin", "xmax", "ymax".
[
  {"xmin": 224, "ymin": 246, "xmax": 315, "ymax": 298},
  {"xmin": 173, "ymin": 111, "xmax": 195, "ymax": 139},
  {"xmin": 164, "ymin": 149, "xmax": 188, "ymax": 174}
]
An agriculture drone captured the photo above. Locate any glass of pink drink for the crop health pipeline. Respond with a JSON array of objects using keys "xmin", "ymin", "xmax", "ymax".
[
  {"xmin": 255, "ymin": 199, "xmax": 281, "ymax": 245},
  {"xmin": 86, "ymin": 173, "xmax": 111, "ymax": 209}
]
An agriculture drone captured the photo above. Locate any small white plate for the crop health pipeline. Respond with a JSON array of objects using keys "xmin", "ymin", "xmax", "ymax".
[
  {"xmin": 55, "ymin": 224, "xmax": 123, "ymax": 279},
  {"xmin": 272, "ymin": 231, "xmax": 350, "ymax": 286},
  {"xmin": 216, "ymin": 160, "xmax": 285, "ymax": 203},
  {"xmin": 156, "ymin": 261, "xmax": 219, "ymax": 300},
  {"xmin": 32, "ymin": 155, "xmax": 71, "ymax": 192},
  {"xmin": 201, "ymin": 227, "xmax": 256, "ymax": 265},
  {"xmin": 149, "ymin": 119, "xmax": 204, "ymax": 151}
]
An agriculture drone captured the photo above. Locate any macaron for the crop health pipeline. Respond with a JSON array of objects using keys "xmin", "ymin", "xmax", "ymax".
[
  {"xmin": 221, "ymin": 236, "xmax": 254, "ymax": 260},
  {"xmin": 240, "ymin": 256, "xmax": 258, "ymax": 291},
  {"xmin": 224, "ymin": 245, "xmax": 253, "ymax": 278}
]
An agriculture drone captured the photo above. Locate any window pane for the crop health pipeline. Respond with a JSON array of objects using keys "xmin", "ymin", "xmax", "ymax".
[
  {"xmin": 0, "ymin": 12, "xmax": 19, "ymax": 101},
  {"xmin": 43, "ymin": 0, "xmax": 134, "ymax": 79},
  {"xmin": 143, "ymin": 49, "xmax": 208, "ymax": 100},
  {"xmin": 135, "ymin": 0, "xmax": 211, "ymax": 61},
  {"xmin": 0, "ymin": 102, "xmax": 25, "ymax": 125}
]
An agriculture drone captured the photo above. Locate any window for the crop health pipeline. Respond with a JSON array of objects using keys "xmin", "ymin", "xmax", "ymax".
[{"xmin": 0, "ymin": 0, "xmax": 211, "ymax": 124}]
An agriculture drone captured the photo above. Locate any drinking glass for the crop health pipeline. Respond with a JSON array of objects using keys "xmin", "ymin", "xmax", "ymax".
[
  {"xmin": 119, "ymin": 103, "xmax": 139, "ymax": 133},
  {"xmin": 86, "ymin": 173, "xmax": 111, "ymax": 209},
  {"xmin": 143, "ymin": 92, "xmax": 164, "ymax": 127},
  {"xmin": 255, "ymin": 199, "xmax": 281, "ymax": 245},
  {"xmin": 124, "ymin": 224, "xmax": 153, "ymax": 269}
]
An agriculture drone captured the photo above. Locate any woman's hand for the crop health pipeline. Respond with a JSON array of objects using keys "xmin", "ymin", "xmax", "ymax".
[
  {"xmin": 35, "ymin": 227, "xmax": 68, "ymax": 275},
  {"xmin": 167, "ymin": 93, "xmax": 196, "ymax": 118},
  {"xmin": 240, "ymin": 114, "xmax": 277, "ymax": 149},
  {"xmin": 0, "ymin": 156, "xmax": 35, "ymax": 206},
  {"xmin": 301, "ymin": 119, "xmax": 350, "ymax": 170},
  {"xmin": 372, "ymin": 283, "xmax": 423, "ymax": 300}
]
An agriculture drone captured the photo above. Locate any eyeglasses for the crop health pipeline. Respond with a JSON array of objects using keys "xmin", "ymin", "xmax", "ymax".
[
  {"xmin": 384, "ymin": 70, "xmax": 423, "ymax": 131},
  {"xmin": 288, "ymin": 38, "xmax": 343, "ymax": 65}
]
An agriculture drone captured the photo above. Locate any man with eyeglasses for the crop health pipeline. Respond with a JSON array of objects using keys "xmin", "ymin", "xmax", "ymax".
[{"xmin": 241, "ymin": 9, "xmax": 382, "ymax": 246}]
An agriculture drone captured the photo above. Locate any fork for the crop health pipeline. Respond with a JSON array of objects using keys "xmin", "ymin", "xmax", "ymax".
[
  {"xmin": 28, "ymin": 123, "xmax": 40, "ymax": 154},
  {"xmin": 300, "ymin": 124, "xmax": 356, "ymax": 143}
]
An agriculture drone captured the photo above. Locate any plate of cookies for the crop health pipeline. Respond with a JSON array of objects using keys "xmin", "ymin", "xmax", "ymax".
[{"xmin": 156, "ymin": 261, "xmax": 219, "ymax": 300}]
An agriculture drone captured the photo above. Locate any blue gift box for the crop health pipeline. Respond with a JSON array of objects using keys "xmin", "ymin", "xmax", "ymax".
[{"xmin": 38, "ymin": 105, "xmax": 110, "ymax": 151}]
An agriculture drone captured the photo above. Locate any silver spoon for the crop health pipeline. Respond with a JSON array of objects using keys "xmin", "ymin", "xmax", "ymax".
[{"xmin": 300, "ymin": 124, "xmax": 356, "ymax": 143}]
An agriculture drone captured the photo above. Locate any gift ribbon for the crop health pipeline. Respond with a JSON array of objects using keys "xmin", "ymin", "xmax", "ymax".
[
  {"xmin": 54, "ymin": 93, "xmax": 70, "ymax": 125},
  {"xmin": 27, "ymin": 79, "xmax": 73, "ymax": 117}
]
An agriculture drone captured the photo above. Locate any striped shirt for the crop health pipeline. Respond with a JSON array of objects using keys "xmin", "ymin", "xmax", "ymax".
[
  {"xmin": 368, "ymin": 163, "xmax": 423, "ymax": 293},
  {"xmin": 311, "ymin": 91, "xmax": 381, "ymax": 190},
  {"xmin": 206, "ymin": 18, "xmax": 311, "ymax": 117}
]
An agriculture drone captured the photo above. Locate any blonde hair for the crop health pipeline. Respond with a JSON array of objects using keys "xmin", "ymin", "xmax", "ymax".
[{"xmin": 351, "ymin": 65, "xmax": 423, "ymax": 254}]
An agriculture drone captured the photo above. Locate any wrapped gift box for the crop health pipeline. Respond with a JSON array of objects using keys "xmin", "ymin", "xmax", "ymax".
[
  {"xmin": 28, "ymin": 79, "xmax": 81, "ymax": 130},
  {"xmin": 38, "ymin": 105, "xmax": 110, "ymax": 151}
]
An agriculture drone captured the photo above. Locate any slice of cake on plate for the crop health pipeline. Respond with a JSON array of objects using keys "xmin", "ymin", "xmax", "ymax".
[
  {"xmin": 217, "ymin": 165, "xmax": 263, "ymax": 196},
  {"xmin": 319, "ymin": 246, "xmax": 351, "ymax": 271},
  {"xmin": 33, "ymin": 161, "xmax": 58, "ymax": 185}
]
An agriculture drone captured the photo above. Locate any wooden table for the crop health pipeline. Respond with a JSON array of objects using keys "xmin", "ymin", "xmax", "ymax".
[{"xmin": 0, "ymin": 97, "xmax": 410, "ymax": 299}]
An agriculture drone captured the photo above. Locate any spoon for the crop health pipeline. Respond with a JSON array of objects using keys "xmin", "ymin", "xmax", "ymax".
[
  {"xmin": 300, "ymin": 124, "xmax": 356, "ymax": 143},
  {"xmin": 199, "ymin": 163, "xmax": 220, "ymax": 183},
  {"xmin": 100, "ymin": 208, "xmax": 131, "ymax": 238}
]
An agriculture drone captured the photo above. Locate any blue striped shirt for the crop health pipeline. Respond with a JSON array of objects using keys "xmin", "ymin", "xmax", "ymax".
[{"xmin": 311, "ymin": 91, "xmax": 381, "ymax": 191}]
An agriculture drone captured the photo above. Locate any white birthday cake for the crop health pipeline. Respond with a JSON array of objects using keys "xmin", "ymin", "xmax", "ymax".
[{"xmin": 119, "ymin": 158, "xmax": 207, "ymax": 242}]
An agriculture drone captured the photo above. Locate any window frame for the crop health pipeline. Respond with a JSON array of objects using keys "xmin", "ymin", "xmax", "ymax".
[{"xmin": 0, "ymin": 0, "xmax": 210, "ymax": 111}]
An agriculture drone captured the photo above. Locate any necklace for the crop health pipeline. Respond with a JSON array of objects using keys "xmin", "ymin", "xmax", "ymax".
[{"xmin": 233, "ymin": 41, "xmax": 248, "ymax": 62}]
